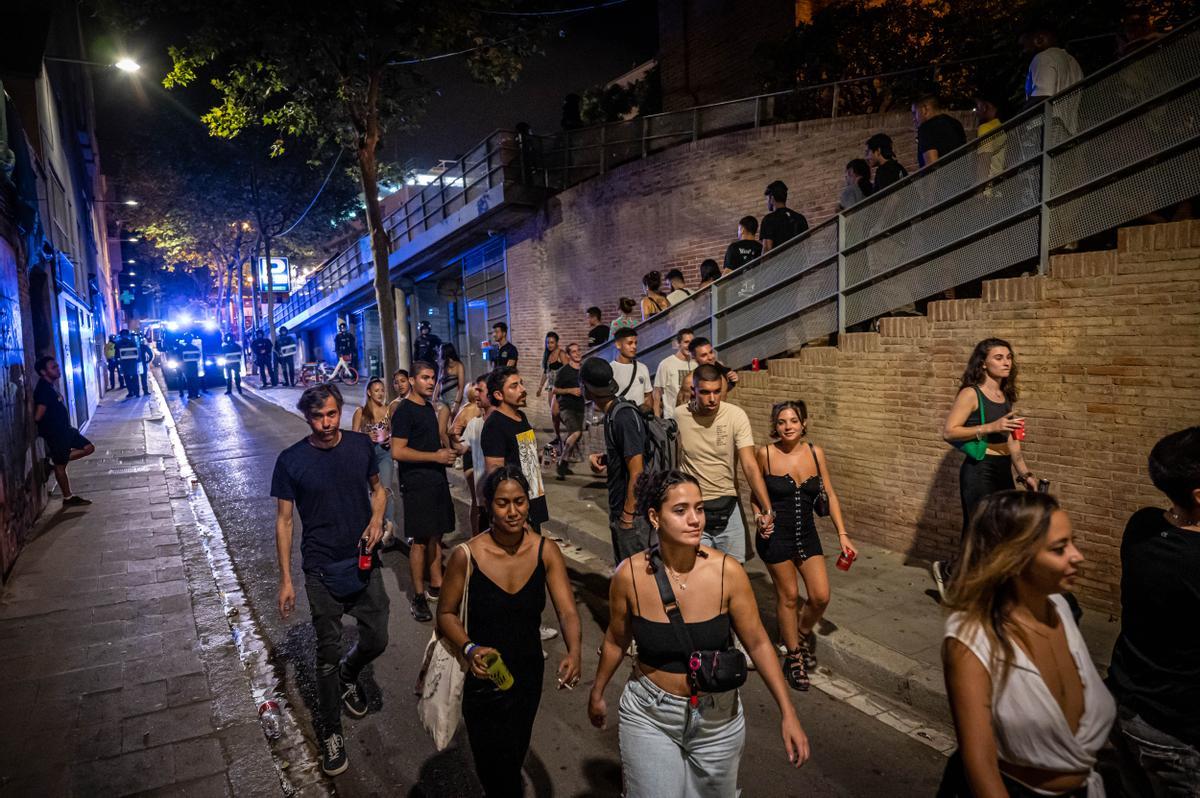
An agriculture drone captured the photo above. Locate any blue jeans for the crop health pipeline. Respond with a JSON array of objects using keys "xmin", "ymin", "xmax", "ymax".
[
  {"xmin": 618, "ymin": 675, "xmax": 745, "ymax": 797},
  {"xmin": 701, "ymin": 500, "xmax": 746, "ymax": 563},
  {"xmin": 371, "ymin": 444, "xmax": 395, "ymax": 528},
  {"xmin": 1112, "ymin": 708, "xmax": 1200, "ymax": 797}
]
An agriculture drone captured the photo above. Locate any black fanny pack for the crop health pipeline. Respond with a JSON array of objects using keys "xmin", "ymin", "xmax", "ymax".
[
  {"xmin": 650, "ymin": 547, "xmax": 747, "ymax": 702},
  {"xmin": 313, "ymin": 557, "xmax": 370, "ymax": 599},
  {"xmin": 702, "ymin": 495, "xmax": 738, "ymax": 535}
]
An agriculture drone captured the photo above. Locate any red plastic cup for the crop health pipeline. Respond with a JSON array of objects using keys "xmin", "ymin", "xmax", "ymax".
[
  {"xmin": 835, "ymin": 549, "xmax": 856, "ymax": 571},
  {"xmin": 1013, "ymin": 421, "xmax": 1026, "ymax": 442},
  {"xmin": 358, "ymin": 539, "xmax": 372, "ymax": 570},
  {"xmin": 751, "ymin": 358, "xmax": 761, "ymax": 371}
]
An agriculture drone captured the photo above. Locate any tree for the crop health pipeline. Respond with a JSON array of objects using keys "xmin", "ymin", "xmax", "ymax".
[
  {"xmin": 104, "ymin": 0, "xmax": 540, "ymax": 380},
  {"xmin": 106, "ymin": 97, "xmax": 358, "ymax": 338}
]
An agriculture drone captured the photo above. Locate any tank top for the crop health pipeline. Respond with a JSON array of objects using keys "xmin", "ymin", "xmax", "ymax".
[
  {"xmin": 764, "ymin": 446, "xmax": 821, "ymax": 545},
  {"xmin": 361, "ymin": 411, "xmax": 390, "ymax": 445},
  {"xmin": 945, "ymin": 595, "xmax": 1114, "ymax": 795},
  {"xmin": 963, "ymin": 386, "xmax": 1012, "ymax": 445},
  {"xmin": 439, "ymin": 368, "xmax": 460, "ymax": 401},
  {"xmin": 631, "ymin": 554, "xmax": 732, "ymax": 674},
  {"xmin": 467, "ymin": 537, "xmax": 547, "ymax": 673}
]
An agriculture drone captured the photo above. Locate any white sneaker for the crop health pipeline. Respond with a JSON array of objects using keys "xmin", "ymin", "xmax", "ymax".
[{"xmin": 539, "ymin": 626, "xmax": 558, "ymax": 641}]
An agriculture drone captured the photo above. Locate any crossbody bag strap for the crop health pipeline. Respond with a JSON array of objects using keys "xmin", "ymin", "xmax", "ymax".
[
  {"xmin": 618, "ymin": 360, "xmax": 639, "ymax": 398},
  {"xmin": 649, "ymin": 547, "xmax": 701, "ymax": 705},
  {"xmin": 458, "ymin": 543, "xmax": 473, "ymax": 631},
  {"xmin": 807, "ymin": 442, "xmax": 823, "ymax": 483}
]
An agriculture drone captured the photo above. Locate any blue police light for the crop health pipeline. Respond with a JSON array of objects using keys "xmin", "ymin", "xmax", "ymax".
[
  {"xmin": 165, "ymin": 321, "xmax": 180, "ymax": 332},
  {"xmin": 215, "ymin": 357, "xmax": 227, "ymax": 367},
  {"xmin": 166, "ymin": 358, "xmax": 181, "ymax": 369},
  {"xmin": 178, "ymin": 314, "xmax": 193, "ymax": 326},
  {"xmin": 202, "ymin": 320, "xmax": 219, "ymax": 332}
]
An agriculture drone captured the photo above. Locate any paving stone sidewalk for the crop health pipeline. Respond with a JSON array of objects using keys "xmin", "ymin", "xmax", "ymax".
[{"xmin": 0, "ymin": 386, "xmax": 279, "ymax": 797}]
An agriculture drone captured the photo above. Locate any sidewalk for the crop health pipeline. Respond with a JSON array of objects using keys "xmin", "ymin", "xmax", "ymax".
[
  {"xmin": 0, "ymin": 384, "xmax": 278, "ymax": 796},
  {"xmin": 245, "ymin": 380, "xmax": 1123, "ymax": 724}
]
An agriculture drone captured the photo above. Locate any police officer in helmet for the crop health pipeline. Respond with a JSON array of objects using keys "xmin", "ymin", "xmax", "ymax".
[
  {"xmin": 251, "ymin": 331, "xmax": 276, "ymax": 388},
  {"xmin": 178, "ymin": 335, "xmax": 203, "ymax": 399},
  {"xmin": 221, "ymin": 333, "xmax": 244, "ymax": 395},
  {"xmin": 275, "ymin": 325, "xmax": 298, "ymax": 387},
  {"xmin": 116, "ymin": 329, "xmax": 142, "ymax": 398}
]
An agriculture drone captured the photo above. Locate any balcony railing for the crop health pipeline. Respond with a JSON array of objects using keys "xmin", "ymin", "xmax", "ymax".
[
  {"xmin": 588, "ymin": 21, "xmax": 1200, "ymax": 378},
  {"xmin": 265, "ymin": 131, "xmax": 521, "ymax": 329}
]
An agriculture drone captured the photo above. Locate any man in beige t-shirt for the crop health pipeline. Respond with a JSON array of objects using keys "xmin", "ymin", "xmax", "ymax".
[{"xmin": 675, "ymin": 364, "xmax": 774, "ymax": 562}]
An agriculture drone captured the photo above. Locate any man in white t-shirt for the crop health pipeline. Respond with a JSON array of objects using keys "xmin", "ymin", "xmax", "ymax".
[
  {"xmin": 674, "ymin": 364, "xmax": 774, "ymax": 563},
  {"xmin": 609, "ymin": 327, "xmax": 652, "ymax": 411},
  {"xmin": 665, "ymin": 268, "xmax": 692, "ymax": 306},
  {"xmin": 653, "ymin": 327, "xmax": 695, "ymax": 420},
  {"xmin": 1022, "ymin": 25, "xmax": 1084, "ymax": 132}
]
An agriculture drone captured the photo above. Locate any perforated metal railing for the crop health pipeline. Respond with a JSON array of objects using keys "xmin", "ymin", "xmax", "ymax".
[
  {"xmin": 588, "ymin": 22, "xmax": 1200, "ymax": 372},
  {"xmin": 267, "ymin": 131, "xmax": 519, "ymax": 329}
]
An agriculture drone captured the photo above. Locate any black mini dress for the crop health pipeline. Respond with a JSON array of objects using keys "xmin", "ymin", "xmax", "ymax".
[{"xmin": 755, "ymin": 447, "xmax": 824, "ymax": 565}]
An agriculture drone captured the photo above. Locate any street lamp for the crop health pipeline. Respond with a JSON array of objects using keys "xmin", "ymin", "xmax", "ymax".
[
  {"xmin": 98, "ymin": 199, "xmax": 139, "ymax": 206},
  {"xmin": 44, "ymin": 56, "xmax": 141, "ymax": 73}
]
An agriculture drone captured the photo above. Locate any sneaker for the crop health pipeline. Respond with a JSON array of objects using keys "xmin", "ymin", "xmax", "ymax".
[
  {"xmin": 539, "ymin": 625, "xmax": 558, "ymax": 641},
  {"xmin": 340, "ymin": 675, "xmax": 368, "ymax": 719},
  {"xmin": 381, "ymin": 520, "xmax": 397, "ymax": 548},
  {"xmin": 425, "ymin": 585, "xmax": 441, "ymax": 602},
  {"xmin": 63, "ymin": 495, "xmax": 92, "ymax": 507},
  {"xmin": 555, "ymin": 460, "xmax": 571, "ymax": 481},
  {"xmin": 410, "ymin": 594, "xmax": 432, "ymax": 622},
  {"xmin": 320, "ymin": 732, "xmax": 348, "ymax": 776},
  {"xmin": 931, "ymin": 560, "xmax": 950, "ymax": 603}
]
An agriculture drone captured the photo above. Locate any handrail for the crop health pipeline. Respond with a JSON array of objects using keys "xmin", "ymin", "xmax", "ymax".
[{"xmin": 583, "ymin": 20, "xmax": 1200, "ymax": 370}]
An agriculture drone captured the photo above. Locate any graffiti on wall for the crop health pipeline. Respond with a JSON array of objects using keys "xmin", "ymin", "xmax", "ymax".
[{"xmin": 0, "ymin": 237, "xmax": 36, "ymax": 577}]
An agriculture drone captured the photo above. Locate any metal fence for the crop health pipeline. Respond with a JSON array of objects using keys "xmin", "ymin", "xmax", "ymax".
[
  {"xmin": 265, "ymin": 131, "xmax": 520, "ymax": 329},
  {"xmin": 586, "ymin": 22, "xmax": 1200, "ymax": 372}
]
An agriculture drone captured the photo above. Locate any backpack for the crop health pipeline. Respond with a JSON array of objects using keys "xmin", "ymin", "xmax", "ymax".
[{"xmin": 605, "ymin": 399, "xmax": 678, "ymax": 475}]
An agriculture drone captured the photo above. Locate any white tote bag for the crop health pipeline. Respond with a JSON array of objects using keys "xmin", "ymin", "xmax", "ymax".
[{"xmin": 415, "ymin": 543, "xmax": 472, "ymax": 750}]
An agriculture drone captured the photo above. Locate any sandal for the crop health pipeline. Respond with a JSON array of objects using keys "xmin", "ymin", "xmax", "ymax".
[
  {"xmin": 783, "ymin": 648, "xmax": 810, "ymax": 692},
  {"xmin": 798, "ymin": 634, "xmax": 817, "ymax": 671}
]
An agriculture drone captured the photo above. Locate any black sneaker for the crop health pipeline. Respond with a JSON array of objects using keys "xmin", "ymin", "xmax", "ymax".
[
  {"xmin": 63, "ymin": 495, "xmax": 92, "ymax": 507},
  {"xmin": 425, "ymin": 585, "xmax": 441, "ymax": 602},
  {"xmin": 320, "ymin": 732, "xmax": 348, "ymax": 776},
  {"xmin": 410, "ymin": 594, "xmax": 432, "ymax": 622},
  {"xmin": 340, "ymin": 675, "xmax": 368, "ymax": 719},
  {"xmin": 556, "ymin": 460, "xmax": 571, "ymax": 481}
]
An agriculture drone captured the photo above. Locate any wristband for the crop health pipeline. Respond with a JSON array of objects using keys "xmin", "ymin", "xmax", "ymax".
[{"xmin": 463, "ymin": 642, "xmax": 477, "ymax": 659}]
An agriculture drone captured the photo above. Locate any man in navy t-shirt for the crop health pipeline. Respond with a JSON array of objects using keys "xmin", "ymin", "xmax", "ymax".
[
  {"xmin": 270, "ymin": 383, "xmax": 388, "ymax": 777},
  {"xmin": 33, "ymin": 356, "xmax": 95, "ymax": 506}
]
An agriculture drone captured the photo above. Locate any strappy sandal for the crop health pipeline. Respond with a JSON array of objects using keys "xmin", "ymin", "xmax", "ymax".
[
  {"xmin": 783, "ymin": 648, "xmax": 810, "ymax": 692},
  {"xmin": 798, "ymin": 634, "xmax": 817, "ymax": 671}
]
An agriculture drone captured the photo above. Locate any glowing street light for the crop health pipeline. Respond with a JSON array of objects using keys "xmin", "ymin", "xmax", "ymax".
[
  {"xmin": 114, "ymin": 58, "xmax": 141, "ymax": 73},
  {"xmin": 44, "ymin": 56, "xmax": 142, "ymax": 73}
]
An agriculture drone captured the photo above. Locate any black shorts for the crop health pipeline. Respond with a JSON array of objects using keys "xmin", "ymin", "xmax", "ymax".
[
  {"xmin": 402, "ymin": 480, "xmax": 456, "ymax": 542},
  {"xmin": 45, "ymin": 428, "xmax": 91, "ymax": 466},
  {"xmin": 462, "ymin": 451, "xmax": 474, "ymax": 472}
]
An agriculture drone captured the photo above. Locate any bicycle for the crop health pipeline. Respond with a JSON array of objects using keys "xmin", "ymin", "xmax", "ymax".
[{"xmin": 298, "ymin": 355, "xmax": 359, "ymax": 386}]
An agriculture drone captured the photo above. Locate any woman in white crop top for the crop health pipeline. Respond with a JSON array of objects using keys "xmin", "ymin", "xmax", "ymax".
[{"xmin": 940, "ymin": 491, "xmax": 1114, "ymax": 797}]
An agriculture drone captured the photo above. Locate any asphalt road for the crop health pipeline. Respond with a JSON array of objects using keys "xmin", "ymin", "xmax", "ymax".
[{"xmin": 163, "ymin": 379, "xmax": 946, "ymax": 796}]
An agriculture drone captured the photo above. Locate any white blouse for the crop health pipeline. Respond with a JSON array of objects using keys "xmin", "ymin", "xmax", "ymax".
[{"xmin": 945, "ymin": 594, "xmax": 1116, "ymax": 796}]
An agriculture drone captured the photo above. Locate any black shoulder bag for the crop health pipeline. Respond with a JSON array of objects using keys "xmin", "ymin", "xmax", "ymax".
[
  {"xmin": 649, "ymin": 547, "xmax": 747, "ymax": 706},
  {"xmin": 808, "ymin": 442, "xmax": 830, "ymax": 517}
]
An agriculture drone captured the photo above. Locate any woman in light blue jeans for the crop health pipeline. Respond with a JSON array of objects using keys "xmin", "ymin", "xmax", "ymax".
[
  {"xmin": 352, "ymin": 379, "xmax": 397, "ymax": 542},
  {"xmin": 588, "ymin": 470, "xmax": 809, "ymax": 797}
]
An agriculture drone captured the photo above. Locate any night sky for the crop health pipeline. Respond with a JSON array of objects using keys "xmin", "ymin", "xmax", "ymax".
[{"xmin": 93, "ymin": 0, "xmax": 658, "ymax": 173}]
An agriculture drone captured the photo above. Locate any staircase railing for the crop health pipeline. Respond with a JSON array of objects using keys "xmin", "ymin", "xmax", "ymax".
[{"xmin": 587, "ymin": 20, "xmax": 1200, "ymax": 378}]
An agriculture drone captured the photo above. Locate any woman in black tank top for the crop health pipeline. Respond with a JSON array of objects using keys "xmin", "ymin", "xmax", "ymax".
[
  {"xmin": 437, "ymin": 466, "xmax": 582, "ymax": 796},
  {"xmin": 537, "ymin": 332, "xmax": 569, "ymax": 446},
  {"xmin": 936, "ymin": 339, "xmax": 1040, "ymax": 599},
  {"xmin": 587, "ymin": 470, "xmax": 809, "ymax": 795}
]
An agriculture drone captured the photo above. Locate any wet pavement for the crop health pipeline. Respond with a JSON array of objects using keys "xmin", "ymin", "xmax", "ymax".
[{"xmin": 160, "ymin": 373, "xmax": 947, "ymax": 796}]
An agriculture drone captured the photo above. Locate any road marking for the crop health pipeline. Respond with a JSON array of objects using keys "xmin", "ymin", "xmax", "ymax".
[{"xmin": 807, "ymin": 669, "xmax": 956, "ymax": 756}]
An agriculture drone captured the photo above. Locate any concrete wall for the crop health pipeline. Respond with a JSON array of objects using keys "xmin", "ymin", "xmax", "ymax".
[{"xmin": 717, "ymin": 223, "xmax": 1200, "ymax": 611}]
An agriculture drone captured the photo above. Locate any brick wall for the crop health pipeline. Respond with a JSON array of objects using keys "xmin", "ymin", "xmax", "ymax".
[
  {"xmin": 725, "ymin": 222, "xmax": 1200, "ymax": 612},
  {"xmin": 504, "ymin": 109, "xmax": 967, "ymax": 428}
]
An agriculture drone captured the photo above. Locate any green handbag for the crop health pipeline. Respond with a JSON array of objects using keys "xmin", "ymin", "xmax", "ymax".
[{"xmin": 959, "ymin": 386, "xmax": 989, "ymax": 462}]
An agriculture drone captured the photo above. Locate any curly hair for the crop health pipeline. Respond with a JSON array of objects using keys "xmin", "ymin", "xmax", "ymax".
[
  {"xmin": 482, "ymin": 464, "xmax": 530, "ymax": 507},
  {"xmin": 634, "ymin": 469, "xmax": 701, "ymax": 521},
  {"xmin": 959, "ymin": 338, "xmax": 1019, "ymax": 403}
]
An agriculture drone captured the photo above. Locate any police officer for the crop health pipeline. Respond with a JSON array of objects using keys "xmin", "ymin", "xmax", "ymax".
[
  {"xmin": 178, "ymin": 335, "xmax": 202, "ymax": 399},
  {"xmin": 137, "ymin": 334, "xmax": 154, "ymax": 395},
  {"xmin": 274, "ymin": 325, "xmax": 298, "ymax": 387},
  {"xmin": 334, "ymin": 322, "xmax": 356, "ymax": 369},
  {"xmin": 221, "ymin": 333, "xmax": 244, "ymax": 395},
  {"xmin": 251, "ymin": 331, "xmax": 276, "ymax": 387},
  {"xmin": 104, "ymin": 335, "xmax": 121, "ymax": 390},
  {"xmin": 116, "ymin": 329, "xmax": 142, "ymax": 398}
]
